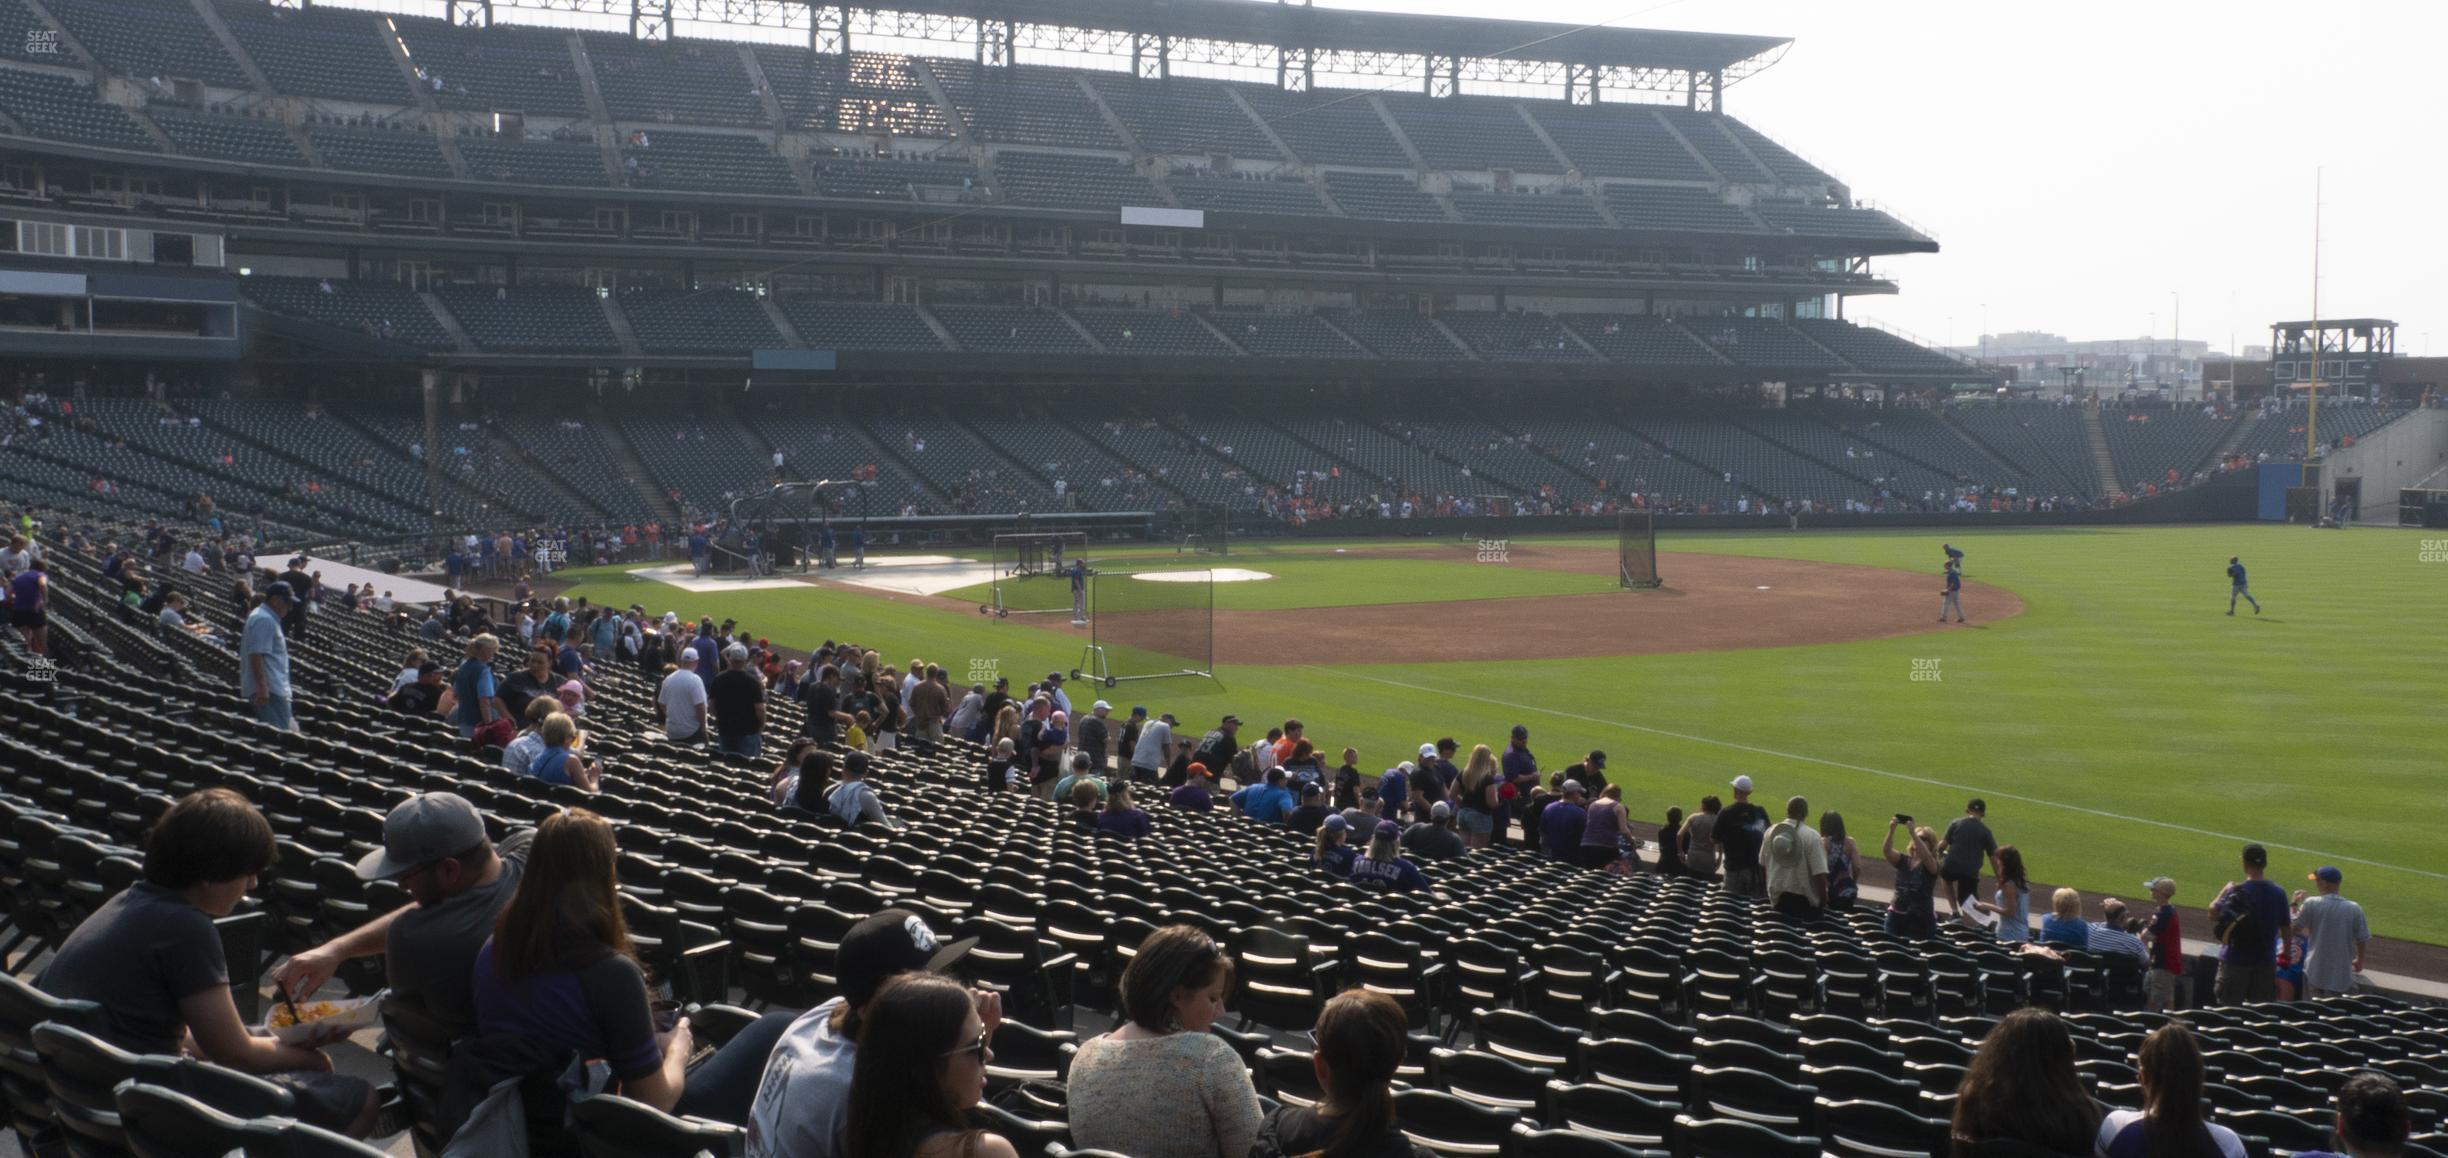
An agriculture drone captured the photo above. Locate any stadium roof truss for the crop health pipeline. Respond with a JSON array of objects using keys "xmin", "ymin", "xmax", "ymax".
[{"xmin": 429, "ymin": 0, "xmax": 1788, "ymax": 106}]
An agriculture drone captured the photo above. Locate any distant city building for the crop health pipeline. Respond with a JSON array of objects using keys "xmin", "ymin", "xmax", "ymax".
[{"xmin": 1945, "ymin": 331, "xmax": 2211, "ymax": 398}]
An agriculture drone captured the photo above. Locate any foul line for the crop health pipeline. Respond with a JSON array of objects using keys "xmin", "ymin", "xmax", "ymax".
[{"xmin": 1307, "ymin": 667, "xmax": 2448, "ymax": 883}]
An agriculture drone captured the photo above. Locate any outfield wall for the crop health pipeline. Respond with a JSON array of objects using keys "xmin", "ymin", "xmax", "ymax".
[{"xmin": 2325, "ymin": 408, "xmax": 2448, "ymax": 521}]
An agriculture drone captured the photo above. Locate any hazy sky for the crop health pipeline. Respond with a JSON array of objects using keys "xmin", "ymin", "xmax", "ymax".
[{"xmin": 1313, "ymin": 0, "xmax": 2446, "ymax": 355}]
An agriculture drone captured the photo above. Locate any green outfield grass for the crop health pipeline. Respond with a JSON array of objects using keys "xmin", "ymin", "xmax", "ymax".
[{"xmin": 556, "ymin": 523, "xmax": 2448, "ymax": 945}]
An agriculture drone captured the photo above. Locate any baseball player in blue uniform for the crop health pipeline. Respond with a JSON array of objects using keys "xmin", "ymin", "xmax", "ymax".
[
  {"xmin": 2227, "ymin": 555, "xmax": 2259, "ymax": 615},
  {"xmin": 1943, "ymin": 542, "xmax": 1964, "ymax": 564},
  {"xmin": 1940, "ymin": 559, "xmax": 1965, "ymax": 623},
  {"xmin": 1070, "ymin": 558, "xmax": 1090, "ymax": 625}
]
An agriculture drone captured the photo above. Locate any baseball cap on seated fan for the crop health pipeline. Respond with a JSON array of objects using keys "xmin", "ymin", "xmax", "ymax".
[
  {"xmin": 1730, "ymin": 775, "xmax": 1754, "ymax": 792},
  {"xmin": 355, "ymin": 793, "xmax": 488, "ymax": 879},
  {"xmin": 838, "ymin": 909, "xmax": 977, "ymax": 1007}
]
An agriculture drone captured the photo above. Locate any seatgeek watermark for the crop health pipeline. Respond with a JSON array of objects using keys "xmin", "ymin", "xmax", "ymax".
[
  {"xmin": 2421, "ymin": 539, "xmax": 2448, "ymax": 563},
  {"xmin": 24, "ymin": 29, "xmax": 59, "ymax": 55},
  {"xmin": 967, "ymin": 658, "xmax": 998, "ymax": 687},
  {"xmin": 26, "ymin": 657, "xmax": 55, "ymax": 683},
  {"xmin": 1909, "ymin": 658, "xmax": 1942, "ymax": 683},
  {"xmin": 1476, "ymin": 538, "xmax": 1509, "ymax": 564}
]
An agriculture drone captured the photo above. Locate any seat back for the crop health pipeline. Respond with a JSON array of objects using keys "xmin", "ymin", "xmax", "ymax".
[
  {"xmin": 111, "ymin": 1081, "xmax": 256, "ymax": 1158},
  {"xmin": 378, "ymin": 992, "xmax": 456, "ymax": 1157},
  {"xmin": 568, "ymin": 1090, "xmax": 746, "ymax": 1158},
  {"xmin": 0, "ymin": 972, "xmax": 102, "ymax": 1139}
]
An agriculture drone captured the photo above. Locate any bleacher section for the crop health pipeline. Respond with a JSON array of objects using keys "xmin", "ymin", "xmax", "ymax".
[
  {"xmin": 1791, "ymin": 320, "xmax": 1966, "ymax": 377},
  {"xmin": 865, "ymin": 417, "xmax": 1053, "ymax": 515},
  {"xmin": 216, "ymin": 2, "xmax": 408, "ymax": 104},
  {"xmin": 1333, "ymin": 311, "xmax": 1468, "ymax": 360},
  {"xmin": 1507, "ymin": 414, "xmax": 1743, "ymax": 506},
  {"xmin": 928, "ymin": 304, "xmax": 1095, "ymax": 355},
  {"xmin": 1239, "ymin": 86, "xmax": 1409, "ymax": 168},
  {"xmin": 42, "ymin": 0, "xmax": 249, "ymax": 89},
  {"xmin": 74, "ymin": 400, "xmax": 408, "ymax": 533},
  {"xmin": 304, "ymin": 125, "xmax": 451, "ymax": 179},
  {"xmin": 456, "ymin": 134, "xmax": 606, "ymax": 187},
  {"xmin": 2099, "ymin": 407, "xmax": 2233, "ymax": 493},
  {"xmin": 1321, "ymin": 170, "xmax": 1448, "ymax": 221},
  {"xmin": 1084, "ymin": 418, "xmax": 1259, "ymax": 510},
  {"xmin": 584, "ymin": 34, "xmax": 764, "ymax": 128},
  {"xmin": 238, "ymin": 275, "xmax": 454, "ymax": 351},
  {"xmin": 775, "ymin": 299, "xmax": 948, "ymax": 352},
  {"xmin": 616, "ymin": 287, "xmax": 784, "ymax": 354},
  {"xmin": 1439, "ymin": 312, "xmax": 1596, "ymax": 363},
  {"xmin": 0, "ymin": 67, "xmax": 158, "ymax": 152},
  {"xmin": 1167, "ymin": 174, "xmax": 1328, "ymax": 217},
  {"xmin": 394, "ymin": 18, "xmax": 588, "ymax": 119},
  {"xmin": 185, "ymin": 399, "xmax": 473, "ymax": 525},
  {"xmin": 1613, "ymin": 404, "xmax": 1867, "ymax": 506},
  {"xmin": 618, "ymin": 414, "xmax": 770, "ymax": 510},
  {"xmin": 1720, "ymin": 116, "xmax": 1836, "ymax": 187},
  {"xmin": 622, "ymin": 130, "xmax": 795, "ymax": 194},
  {"xmin": 1679, "ymin": 316, "xmax": 1850, "ymax": 372},
  {"xmin": 991, "ymin": 151, "xmax": 1157, "ymax": 209},
  {"xmin": 1805, "ymin": 406, "xmax": 2019, "ymax": 493},
  {"xmin": 1601, "ymin": 184, "xmax": 1761, "ymax": 234},
  {"xmin": 808, "ymin": 150, "xmax": 978, "ymax": 201},
  {"xmin": 1449, "ymin": 188, "xmax": 1606, "ymax": 229},
  {"xmin": 1657, "ymin": 107, "xmax": 1773, "ymax": 182},
  {"xmin": 1754, "ymin": 200, "xmax": 1925, "ymax": 244},
  {"xmin": 1559, "ymin": 315, "xmax": 1723, "ymax": 367},
  {"xmin": 1203, "ymin": 310, "xmax": 1364, "ymax": 359},
  {"xmin": 756, "ymin": 49, "xmax": 950, "ymax": 138},
  {"xmin": 1531, "ymin": 106, "xmax": 1710, "ymax": 181},
  {"xmin": 433, "ymin": 285, "xmax": 616, "ymax": 354},
  {"xmin": 939, "ymin": 62, "xmax": 1117, "ymax": 149},
  {"xmin": 2232, "ymin": 402, "xmax": 2411, "ymax": 462},
  {"xmin": 148, "ymin": 107, "xmax": 305, "ymax": 167},
  {"xmin": 1084, "ymin": 74, "xmax": 1274, "ymax": 158},
  {"xmin": 982, "ymin": 415, "xmax": 1170, "ymax": 511},
  {"xmin": 1733, "ymin": 408, "xmax": 1954, "ymax": 498},
  {"xmin": 1949, "ymin": 403, "xmax": 2099, "ymax": 499},
  {"xmin": 1383, "ymin": 95, "xmax": 1555, "ymax": 172},
  {"xmin": 1071, "ymin": 308, "xmax": 1233, "ymax": 357},
  {"xmin": 493, "ymin": 415, "xmax": 657, "ymax": 523},
  {"xmin": 1281, "ymin": 414, "xmax": 1475, "ymax": 500}
]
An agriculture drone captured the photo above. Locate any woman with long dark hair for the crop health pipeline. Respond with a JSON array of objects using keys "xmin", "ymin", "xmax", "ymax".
[
  {"xmin": 1063, "ymin": 925, "xmax": 1261, "ymax": 1158},
  {"xmin": 1949, "ymin": 1007, "xmax": 2098, "ymax": 1156},
  {"xmin": 1820, "ymin": 811, "xmax": 1859, "ymax": 910},
  {"xmin": 472, "ymin": 809, "xmax": 695, "ymax": 1111},
  {"xmin": 1967, "ymin": 845, "xmax": 2031, "ymax": 942},
  {"xmin": 1251, "ymin": 988, "xmax": 1428, "ymax": 1158},
  {"xmin": 841, "ymin": 972, "xmax": 1017, "ymax": 1158},
  {"xmin": 2097, "ymin": 1022, "xmax": 2249, "ymax": 1158}
]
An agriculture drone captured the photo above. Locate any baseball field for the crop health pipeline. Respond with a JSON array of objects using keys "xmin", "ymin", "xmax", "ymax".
[{"xmin": 553, "ymin": 523, "xmax": 2448, "ymax": 946}]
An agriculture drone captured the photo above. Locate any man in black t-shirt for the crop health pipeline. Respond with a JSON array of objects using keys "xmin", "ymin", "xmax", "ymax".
[
  {"xmin": 276, "ymin": 558, "xmax": 315, "ymax": 641},
  {"xmin": 978, "ymin": 677, "xmax": 1012, "ymax": 736},
  {"xmin": 1937, "ymin": 799, "xmax": 2001, "ymax": 918},
  {"xmin": 708, "ymin": 644, "xmax": 767, "ymax": 759},
  {"xmin": 796, "ymin": 664, "xmax": 850, "ymax": 744},
  {"xmin": 386, "ymin": 663, "xmax": 446, "ymax": 717},
  {"xmin": 1713, "ymin": 775, "xmax": 1771, "ymax": 898},
  {"xmin": 1286, "ymin": 782, "xmax": 1332, "ymax": 835}
]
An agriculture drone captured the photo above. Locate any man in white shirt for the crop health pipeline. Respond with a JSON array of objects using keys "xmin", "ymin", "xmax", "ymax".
[
  {"xmin": 745, "ymin": 911, "xmax": 981, "ymax": 1158},
  {"xmin": 181, "ymin": 545, "xmax": 207, "ymax": 574},
  {"xmin": 659, "ymin": 650, "xmax": 708, "ymax": 743}
]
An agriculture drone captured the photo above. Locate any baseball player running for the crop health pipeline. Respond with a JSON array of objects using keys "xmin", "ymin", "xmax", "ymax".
[{"xmin": 2226, "ymin": 555, "xmax": 2260, "ymax": 615}]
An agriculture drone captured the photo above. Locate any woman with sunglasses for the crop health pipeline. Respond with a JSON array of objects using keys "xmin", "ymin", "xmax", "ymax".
[
  {"xmin": 1064, "ymin": 925, "xmax": 1262, "ymax": 1158},
  {"xmin": 841, "ymin": 972, "xmax": 1016, "ymax": 1158},
  {"xmin": 1252, "ymin": 989, "xmax": 1428, "ymax": 1158}
]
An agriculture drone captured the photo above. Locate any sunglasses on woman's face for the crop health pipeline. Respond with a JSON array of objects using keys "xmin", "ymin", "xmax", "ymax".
[{"xmin": 941, "ymin": 1030, "xmax": 988, "ymax": 1060}]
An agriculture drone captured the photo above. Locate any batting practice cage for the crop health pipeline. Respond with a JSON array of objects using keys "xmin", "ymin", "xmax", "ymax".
[
  {"xmin": 1072, "ymin": 567, "xmax": 1218, "ymax": 688},
  {"xmin": 1618, "ymin": 509, "xmax": 1662, "ymax": 589},
  {"xmin": 1179, "ymin": 504, "xmax": 1230, "ymax": 556},
  {"xmin": 983, "ymin": 531, "xmax": 1091, "ymax": 618}
]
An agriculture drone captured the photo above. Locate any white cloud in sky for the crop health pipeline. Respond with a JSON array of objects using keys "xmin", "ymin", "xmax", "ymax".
[{"xmin": 1307, "ymin": 0, "xmax": 2446, "ymax": 355}]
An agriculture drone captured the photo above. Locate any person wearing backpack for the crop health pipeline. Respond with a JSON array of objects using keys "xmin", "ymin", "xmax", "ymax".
[
  {"xmin": 827, "ymin": 751, "xmax": 897, "ymax": 830},
  {"xmin": 1763, "ymin": 796, "xmax": 1829, "ymax": 922},
  {"xmin": 2210, "ymin": 843, "xmax": 2292, "ymax": 1004}
]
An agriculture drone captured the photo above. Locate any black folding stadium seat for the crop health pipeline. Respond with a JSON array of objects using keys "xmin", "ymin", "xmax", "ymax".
[
  {"xmin": 0, "ymin": 973, "xmax": 102, "ymax": 1153},
  {"xmin": 1670, "ymin": 1114, "xmax": 1818, "ymax": 1158},
  {"xmin": 1689, "ymin": 1066, "xmax": 1819, "ymax": 1135},
  {"xmin": 1471, "ymin": 1009, "xmax": 1581, "ymax": 1072},
  {"xmin": 1540, "ymin": 1081, "xmax": 1677, "ymax": 1150},
  {"xmin": 1508, "ymin": 1124, "xmax": 1665, "ymax": 1158},
  {"xmin": 568, "ymin": 1089, "xmax": 747, "ymax": 1158},
  {"xmin": 1228, "ymin": 927, "xmax": 1337, "ymax": 1035},
  {"xmin": 1816, "ymin": 1097, "xmax": 1949, "ymax": 1158},
  {"xmin": 1579, "ymin": 1037, "xmax": 1692, "ymax": 1103},
  {"xmin": 1427, "ymin": 1048, "xmax": 1552, "ymax": 1115},
  {"xmin": 1391, "ymin": 1089, "xmax": 1515, "ymax": 1157}
]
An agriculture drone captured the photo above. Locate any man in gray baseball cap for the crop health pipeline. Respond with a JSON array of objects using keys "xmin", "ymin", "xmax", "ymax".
[{"xmin": 270, "ymin": 793, "xmax": 532, "ymax": 1040}]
